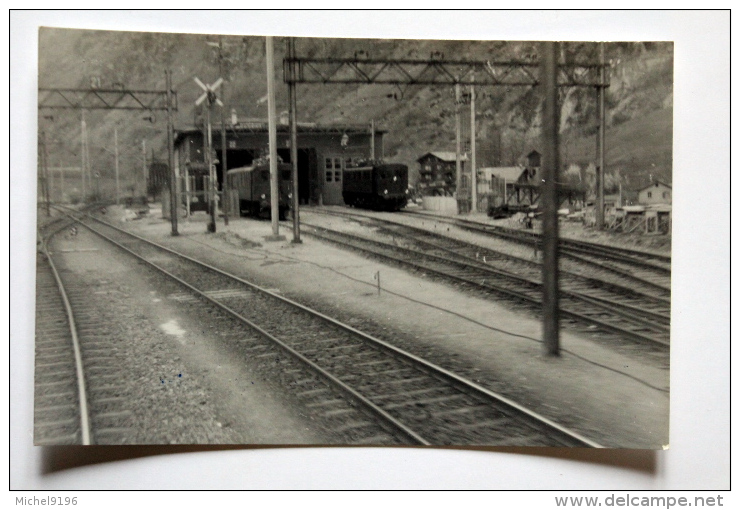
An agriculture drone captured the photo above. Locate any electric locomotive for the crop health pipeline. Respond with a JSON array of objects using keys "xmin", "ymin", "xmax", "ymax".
[
  {"xmin": 342, "ymin": 161, "xmax": 408, "ymax": 211},
  {"xmin": 226, "ymin": 161, "xmax": 292, "ymax": 220}
]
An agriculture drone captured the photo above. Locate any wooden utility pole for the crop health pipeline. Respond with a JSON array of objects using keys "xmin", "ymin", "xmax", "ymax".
[
  {"xmin": 142, "ymin": 139, "xmax": 147, "ymax": 202},
  {"xmin": 166, "ymin": 70, "xmax": 178, "ymax": 236},
  {"xmin": 114, "ymin": 127, "xmax": 120, "ymax": 205},
  {"xmin": 265, "ymin": 36, "xmax": 284, "ymax": 241},
  {"xmin": 80, "ymin": 111, "xmax": 87, "ymax": 200},
  {"xmin": 217, "ymin": 40, "xmax": 229, "ymax": 227},
  {"xmin": 206, "ymin": 100, "xmax": 216, "ymax": 232},
  {"xmin": 470, "ymin": 73, "xmax": 477, "ymax": 213},
  {"xmin": 288, "ymin": 37, "xmax": 301, "ymax": 243},
  {"xmin": 40, "ymin": 130, "xmax": 51, "ymax": 216},
  {"xmin": 596, "ymin": 41, "xmax": 607, "ymax": 230},
  {"xmin": 370, "ymin": 119, "xmax": 375, "ymax": 159},
  {"xmin": 540, "ymin": 41, "xmax": 561, "ymax": 356},
  {"xmin": 455, "ymin": 83, "xmax": 462, "ymax": 211}
]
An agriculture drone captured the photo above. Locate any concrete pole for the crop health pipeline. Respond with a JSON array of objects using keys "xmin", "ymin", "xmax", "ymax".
[
  {"xmin": 166, "ymin": 70, "xmax": 178, "ymax": 236},
  {"xmin": 455, "ymin": 83, "xmax": 462, "ymax": 211},
  {"xmin": 114, "ymin": 127, "xmax": 120, "ymax": 205},
  {"xmin": 596, "ymin": 42, "xmax": 606, "ymax": 230},
  {"xmin": 265, "ymin": 36, "xmax": 283, "ymax": 240},
  {"xmin": 470, "ymin": 73, "xmax": 477, "ymax": 213},
  {"xmin": 540, "ymin": 41, "xmax": 561, "ymax": 357},
  {"xmin": 288, "ymin": 37, "xmax": 301, "ymax": 243}
]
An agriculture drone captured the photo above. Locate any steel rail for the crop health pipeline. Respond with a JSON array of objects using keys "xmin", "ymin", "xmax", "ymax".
[
  {"xmin": 68, "ymin": 211, "xmax": 602, "ymax": 448},
  {"xmin": 312, "ymin": 208, "xmax": 672, "ymax": 307},
  {"xmin": 406, "ymin": 211, "xmax": 672, "ymax": 270},
  {"xmin": 301, "ymin": 223, "xmax": 669, "ymax": 347},
  {"xmin": 37, "ymin": 221, "xmax": 92, "ymax": 445}
]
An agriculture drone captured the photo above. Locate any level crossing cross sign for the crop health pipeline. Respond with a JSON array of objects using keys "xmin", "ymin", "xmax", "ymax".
[{"xmin": 194, "ymin": 77, "xmax": 224, "ymax": 107}]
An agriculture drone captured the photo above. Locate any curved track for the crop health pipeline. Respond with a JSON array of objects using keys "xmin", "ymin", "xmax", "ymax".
[
  {"xmin": 34, "ymin": 215, "xmax": 91, "ymax": 445},
  {"xmin": 64, "ymin": 211, "xmax": 602, "ymax": 447},
  {"xmin": 34, "ymin": 251, "xmax": 92, "ymax": 445},
  {"xmin": 35, "ymin": 207, "xmax": 137, "ymax": 444}
]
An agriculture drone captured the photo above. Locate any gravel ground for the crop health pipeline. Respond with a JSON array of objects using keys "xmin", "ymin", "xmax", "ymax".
[
  {"xmin": 118, "ymin": 204, "xmax": 670, "ymax": 448},
  {"xmin": 48, "ymin": 226, "xmax": 342, "ymax": 444}
]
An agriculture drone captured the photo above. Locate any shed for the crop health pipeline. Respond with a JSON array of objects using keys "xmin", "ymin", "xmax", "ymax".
[{"xmin": 174, "ymin": 121, "xmax": 385, "ymax": 210}]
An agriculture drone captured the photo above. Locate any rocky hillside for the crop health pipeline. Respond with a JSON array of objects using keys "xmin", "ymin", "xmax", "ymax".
[{"xmin": 38, "ymin": 29, "xmax": 672, "ymax": 196}]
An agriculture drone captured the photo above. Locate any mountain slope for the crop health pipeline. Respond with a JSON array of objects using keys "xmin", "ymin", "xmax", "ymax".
[{"xmin": 37, "ymin": 29, "xmax": 672, "ymax": 195}]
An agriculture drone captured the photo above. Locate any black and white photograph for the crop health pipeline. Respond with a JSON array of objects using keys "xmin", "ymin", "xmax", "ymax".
[
  {"xmin": 32, "ymin": 26, "xmax": 675, "ymax": 449},
  {"xmin": 12, "ymin": 9, "xmax": 729, "ymax": 491}
]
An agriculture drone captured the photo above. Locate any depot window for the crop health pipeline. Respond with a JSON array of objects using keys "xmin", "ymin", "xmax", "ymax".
[{"xmin": 326, "ymin": 171, "xmax": 333, "ymax": 182}]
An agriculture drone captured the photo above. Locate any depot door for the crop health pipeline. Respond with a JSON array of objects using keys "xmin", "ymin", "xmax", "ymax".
[{"xmin": 322, "ymin": 155, "xmax": 344, "ymax": 205}]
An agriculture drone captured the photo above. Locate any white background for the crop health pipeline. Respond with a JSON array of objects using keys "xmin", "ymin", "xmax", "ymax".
[{"xmin": 9, "ymin": 9, "xmax": 731, "ymax": 493}]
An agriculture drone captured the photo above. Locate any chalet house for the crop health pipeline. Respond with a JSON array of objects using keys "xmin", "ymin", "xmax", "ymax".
[
  {"xmin": 637, "ymin": 180, "xmax": 672, "ymax": 205},
  {"xmin": 417, "ymin": 152, "xmax": 467, "ymax": 196}
]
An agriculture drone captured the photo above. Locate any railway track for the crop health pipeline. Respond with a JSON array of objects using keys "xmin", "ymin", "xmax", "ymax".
[
  {"xmin": 300, "ymin": 216, "xmax": 670, "ymax": 347},
  {"xmin": 34, "ymin": 250, "xmax": 91, "ymax": 445},
  {"xmin": 313, "ymin": 209, "xmax": 670, "ymax": 311},
  {"xmin": 65, "ymin": 211, "xmax": 601, "ymax": 447},
  {"xmin": 35, "ymin": 209, "xmax": 137, "ymax": 445},
  {"xmin": 403, "ymin": 210, "xmax": 672, "ymax": 293}
]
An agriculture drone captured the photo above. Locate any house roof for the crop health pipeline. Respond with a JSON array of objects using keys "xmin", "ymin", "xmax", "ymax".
[
  {"xmin": 175, "ymin": 121, "xmax": 385, "ymax": 144},
  {"xmin": 417, "ymin": 151, "xmax": 468, "ymax": 163},
  {"xmin": 637, "ymin": 180, "xmax": 672, "ymax": 192},
  {"xmin": 479, "ymin": 166, "xmax": 524, "ymax": 182}
]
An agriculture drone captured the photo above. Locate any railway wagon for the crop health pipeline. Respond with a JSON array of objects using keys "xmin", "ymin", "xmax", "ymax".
[
  {"xmin": 343, "ymin": 162, "xmax": 408, "ymax": 211},
  {"xmin": 226, "ymin": 162, "xmax": 292, "ymax": 220}
]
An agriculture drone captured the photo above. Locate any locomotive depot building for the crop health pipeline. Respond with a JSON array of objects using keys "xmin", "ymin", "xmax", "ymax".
[{"xmin": 174, "ymin": 120, "xmax": 385, "ymax": 211}]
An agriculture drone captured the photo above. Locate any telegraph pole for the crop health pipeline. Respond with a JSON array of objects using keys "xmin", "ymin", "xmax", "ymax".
[
  {"xmin": 470, "ymin": 73, "xmax": 477, "ymax": 213},
  {"xmin": 206, "ymin": 102, "xmax": 216, "ymax": 232},
  {"xmin": 288, "ymin": 37, "xmax": 301, "ymax": 243},
  {"xmin": 540, "ymin": 41, "xmax": 561, "ymax": 356},
  {"xmin": 370, "ymin": 119, "xmax": 375, "ymax": 159},
  {"xmin": 40, "ymin": 130, "xmax": 51, "ymax": 216},
  {"xmin": 114, "ymin": 127, "xmax": 120, "ymax": 205},
  {"xmin": 265, "ymin": 36, "xmax": 284, "ymax": 241},
  {"xmin": 142, "ymin": 139, "xmax": 147, "ymax": 202},
  {"xmin": 166, "ymin": 69, "xmax": 178, "ymax": 236},
  {"xmin": 59, "ymin": 165, "xmax": 65, "ymax": 203},
  {"xmin": 80, "ymin": 111, "xmax": 87, "ymax": 200},
  {"xmin": 455, "ymin": 83, "xmax": 462, "ymax": 212},
  {"xmin": 596, "ymin": 42, "xmax": 606, "ymax": 230},
  {"xmin": 217, "ymin": 40, "xmax": 229, "ymax": 227}
]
